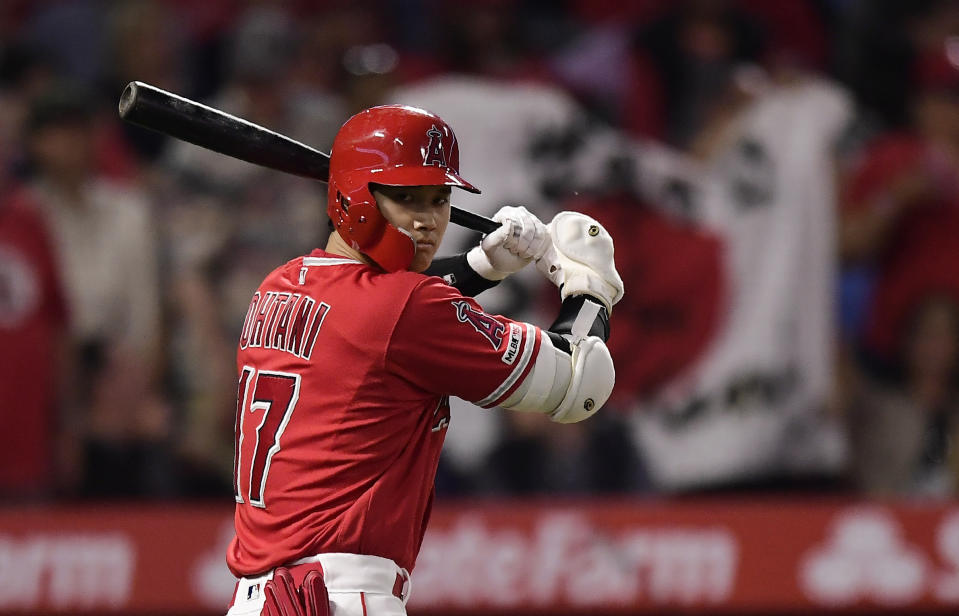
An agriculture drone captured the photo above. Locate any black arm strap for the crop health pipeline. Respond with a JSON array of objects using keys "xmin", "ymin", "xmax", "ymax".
[
  {"xmin": 547, "ymin": 295, "xmax": 610, "ymax": 352},
  {"xmin": 424, "ymin": 252, "xmax": 500, "ymax": 297}
]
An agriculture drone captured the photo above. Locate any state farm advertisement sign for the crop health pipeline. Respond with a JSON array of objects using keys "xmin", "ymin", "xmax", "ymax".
[
  {"xmin": 2, "ymin": 500, "xmax": 959, "ymax": 614},
  {"xmin": 414, "ymin": 510, "xmax": 736, "ymax": 609},
  {"xmin": 414, "ymin": 501, "xmax": 959, "ymax": 613},
  {"xmin": 0, "ymin": 506, "xmax": 238, "ymax": 613}
]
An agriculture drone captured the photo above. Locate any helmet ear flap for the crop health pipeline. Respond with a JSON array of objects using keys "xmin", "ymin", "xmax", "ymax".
[
  {"xmin": 365, "ymin": 224, "xmax": 415, "ymax": 272},
  {"xmin": 327, "ymin": 178, "xmax": 383, "ymax": 247},
  {"xmin": 346, "ymin": 198, "xmax": 386, "ymax": 248},
  {"xmin": 326, "ymin": 178, "xmax": 416, "ymax": 271}
]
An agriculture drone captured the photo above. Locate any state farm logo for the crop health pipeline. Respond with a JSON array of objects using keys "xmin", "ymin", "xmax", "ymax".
[
  {"xmin": 413, "ymin": 512, "xmax": 738, "ymax": 608},
  {"xmin": 800, "ymin": 509, "xmax": 927, "ymax": 606}
]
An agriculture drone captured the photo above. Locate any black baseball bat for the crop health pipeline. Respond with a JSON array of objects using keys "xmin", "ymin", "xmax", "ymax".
[{"xmin": 117, "ymin": 81, "xmax": 499, "ymax": 234}]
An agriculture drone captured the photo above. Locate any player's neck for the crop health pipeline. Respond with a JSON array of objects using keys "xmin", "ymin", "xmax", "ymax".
[{"xmin": 326, "ymin": 231, "xmax": 375, "ymax": 267}]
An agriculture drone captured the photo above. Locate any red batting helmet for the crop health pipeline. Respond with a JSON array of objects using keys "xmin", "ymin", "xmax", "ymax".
[{"xmin": 327, "ymin": 105, "xmax": 480, "ymax": 271}]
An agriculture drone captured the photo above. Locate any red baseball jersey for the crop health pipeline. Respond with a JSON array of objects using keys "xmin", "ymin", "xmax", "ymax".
[{"xmin": 228, "ymin": 249, "xmax": 542, "ymax": 576}]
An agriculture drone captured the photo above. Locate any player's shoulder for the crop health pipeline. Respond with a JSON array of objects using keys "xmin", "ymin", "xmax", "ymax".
[
  {"xmin": 366, "ymin": 269, "xmax": 467, "ymax": 315},
  {"xmin": 265, "ymin": 249, "xmax": 463, "ymax": 304},
  {"xmin": 351, "ymin": 266, "xmax": 474, "ymax": 323},
  {"xmin": 405, "ymin": 271, "xmax": 468, "ymax": 303}
]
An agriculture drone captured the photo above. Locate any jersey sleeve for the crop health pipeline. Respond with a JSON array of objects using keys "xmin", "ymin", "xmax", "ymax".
[{"xmin": 386, "ymin": 277, "xmax": 542, "ymax": 408}]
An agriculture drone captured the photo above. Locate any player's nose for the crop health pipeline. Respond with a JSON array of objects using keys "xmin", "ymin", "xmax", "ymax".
[{"xmin": 413, "ymin": 209, "xmax": 438, "ymax": 230}]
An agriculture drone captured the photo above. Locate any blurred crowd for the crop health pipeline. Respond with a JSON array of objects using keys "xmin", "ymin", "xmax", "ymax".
[{"xmin": 3, "ymin": 0, "xmax": 959, "ymax": 504}]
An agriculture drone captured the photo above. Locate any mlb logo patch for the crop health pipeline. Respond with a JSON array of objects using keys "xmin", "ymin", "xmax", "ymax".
[
  {"xmin": 502, "ymin": 323, "xmax": 522, "ymax": 365},
  {"xmin": 247, "ymin": 583, "xmax": 260, "ymax": 601}
]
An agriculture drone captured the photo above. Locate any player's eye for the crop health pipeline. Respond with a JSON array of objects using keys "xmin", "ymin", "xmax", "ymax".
[{"xmin": 433, "ymin": 189, "xmax": 451, "ymax": 205}]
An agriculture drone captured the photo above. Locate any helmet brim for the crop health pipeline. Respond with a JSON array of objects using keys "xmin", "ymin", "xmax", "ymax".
[{"xmin": 365, "ymin": 166, "xmax": 481, "ymax": 194}]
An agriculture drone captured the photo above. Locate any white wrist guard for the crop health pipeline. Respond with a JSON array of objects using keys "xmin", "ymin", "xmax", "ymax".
[
  {"xmin": 466, "ymin": 245, "xmax": 508, "ymax": 281},
  {"xmin": 537, "ymin": 212, "xmax": 624, "ymax": 313}
]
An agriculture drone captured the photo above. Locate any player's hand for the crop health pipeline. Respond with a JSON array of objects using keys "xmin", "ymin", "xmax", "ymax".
[
  {"xmin": 537, "ymin": 211, "xmax": 624, "ymax": 313},
  {"xmin": 466, "ymin": 205, "xmax": 549, "ymax": 280},
  {"xmin": 262, "ymin": 567, "xmax": 330, "ymax": 616}
]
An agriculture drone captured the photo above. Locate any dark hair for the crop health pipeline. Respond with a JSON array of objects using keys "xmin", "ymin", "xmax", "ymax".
[
  {"xmin": 25, "ymin": 83, "xmax": 95, "ymax": 135},
  {"xmin": 0, "ymin": 43, "xmax": 55, "ymax": 88}
]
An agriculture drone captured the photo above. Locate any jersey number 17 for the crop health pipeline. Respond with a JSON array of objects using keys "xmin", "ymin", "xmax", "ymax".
[{"xmin": 233, "ymin": 367, "xmax": 301, "ymax": 508}]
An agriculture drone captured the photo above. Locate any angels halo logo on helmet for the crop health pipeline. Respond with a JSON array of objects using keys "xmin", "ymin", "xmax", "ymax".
[{"xmin": 327, "ymin": 105, "xmax": 480, "ymax": 272}]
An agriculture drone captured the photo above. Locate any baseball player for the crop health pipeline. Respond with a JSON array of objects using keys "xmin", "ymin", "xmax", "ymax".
[{"xmin": 224, "ymin": 104, "xmax": 623, "ymax": 616}]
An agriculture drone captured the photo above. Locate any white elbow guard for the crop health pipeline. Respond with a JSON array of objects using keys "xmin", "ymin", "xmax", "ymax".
[
  {"xmin": 549, "ymin": 335, "xmax": 615, "ymax": 424},
  {"xmin": 498, "ymin": 332, "xmax": 615, "ymax": 424}
]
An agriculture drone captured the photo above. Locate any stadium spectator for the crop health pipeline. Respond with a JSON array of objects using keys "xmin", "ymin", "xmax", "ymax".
[
  {"xmin": 0, "ymin": 191, "xmax": 71, "ymax": 500},
  {"xmin": 0, "ymin": 42, "xmax": 56, "ymax": 185},
  {"xmin": 845, "ymin": 293, "xmax": 959, "ymax": 497},
  {"xmin": 834, "ymin": 0, "xmax": 959, "ymax": 131},
  {"xmin": 840, "ymin": 39, "xmax": 959, "ymax": 371},
  {"xmin": 103, "ymin": 0, "xmax": 190, "ymax": 166},
  {"xmin": 620, "ymin": 21, "xmax": 854, "ymax": 493},
  {"xmin": 17, "ymin": 83, "xmax": 170, "ymax": 498},
  {"xmin": 631, "ymin": 0, "xmax": 766, "ymax": 149}
]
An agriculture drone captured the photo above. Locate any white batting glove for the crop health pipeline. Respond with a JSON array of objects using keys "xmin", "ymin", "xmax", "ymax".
[
  {"xmin": 537, "ymin": 211, "xmax": 624, "ymax": 313},
  {"xmin": 467, "ymin": 205, "xmax": 550, "ymax": 281}
]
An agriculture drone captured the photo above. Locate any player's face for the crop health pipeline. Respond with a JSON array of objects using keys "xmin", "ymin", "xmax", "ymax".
[{"xmin": 372, "ymin": 184, "xmax": 451, "ymax": 272}]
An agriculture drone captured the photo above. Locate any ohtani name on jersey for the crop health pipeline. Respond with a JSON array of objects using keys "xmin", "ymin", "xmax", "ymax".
[{"xmin": 239, "ymin": 291, "xmax": 330, "ymax": 359}]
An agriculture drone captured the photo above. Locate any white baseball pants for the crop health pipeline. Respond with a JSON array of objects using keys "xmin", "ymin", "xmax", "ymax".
[{"xmin": 226, "ymin": 553, "xmax": 411, "ymax": 616}]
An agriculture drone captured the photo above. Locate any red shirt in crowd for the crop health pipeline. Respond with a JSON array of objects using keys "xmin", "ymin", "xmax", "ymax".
[
  {"xmin": 843, "ymin": 133, "xmax": 959, "ymax": 357},
  {"xmin": 0, "ymin": 195, "xmax": 67, "ymax": 495}
]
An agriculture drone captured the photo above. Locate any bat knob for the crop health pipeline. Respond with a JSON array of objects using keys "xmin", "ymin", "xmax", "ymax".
[{"xmin": 118, "ymin": 82, "xmax": 139, "ymax": 118}]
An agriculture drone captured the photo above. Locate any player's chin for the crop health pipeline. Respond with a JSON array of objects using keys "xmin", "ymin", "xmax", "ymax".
[{"xmin": 409, "ymin": 248, "xmax": 435, "ymax": 272}]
